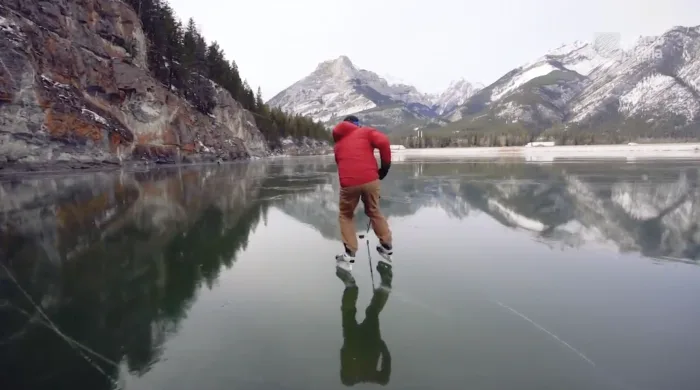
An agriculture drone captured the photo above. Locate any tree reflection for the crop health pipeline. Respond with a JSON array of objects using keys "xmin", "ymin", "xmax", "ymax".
[{"xmin": 0, "ymin": 161, "xmax": 326, "ymax": 390}]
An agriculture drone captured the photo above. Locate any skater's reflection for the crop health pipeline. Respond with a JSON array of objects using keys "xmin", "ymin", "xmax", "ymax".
[{"xmin": 335, "ymin": 262, "xmax": 393, "ymax": 386}]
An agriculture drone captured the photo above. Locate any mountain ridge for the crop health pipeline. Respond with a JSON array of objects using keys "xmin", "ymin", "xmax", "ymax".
[
  {"xmin": 266, "ymin": 55, "xmax": 481, "ymax": 132},
  {"xmin": 269, "ymin": 24, "xmax": 700, "ymax": 144}
]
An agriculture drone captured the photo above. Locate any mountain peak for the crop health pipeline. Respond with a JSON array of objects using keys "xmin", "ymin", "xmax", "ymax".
[
  {"xmin": 268, "ymin": 55, "xmax": 434, "ymax": 124},
  {"xmin": 312, "ymin": 55, "xmax": 359, "ymax": 81},
  {"xmin": 431, "ymin": 78, "xmax": 481, "ymax": 115},
  {"xmin": 317, "ymin": 55, "xmax": 355, "ymax": 70},
  {"xmin": 335, "ymin": 55, "xmax": 353, "ymax": 64},
  {"xmin": 447, "ymin": 78, "xmax": 469, "ymax": 87}
]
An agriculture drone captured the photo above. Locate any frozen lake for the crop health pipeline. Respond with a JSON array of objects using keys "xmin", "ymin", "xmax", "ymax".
[{"xmin": 2, "ymin": 157, "xmax": 700, "ymax": 390}]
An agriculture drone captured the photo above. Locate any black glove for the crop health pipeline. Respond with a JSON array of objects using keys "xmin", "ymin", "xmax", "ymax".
[{"xmin": 378, "ymin": 162, "xmax": 391, "ymax": 180}]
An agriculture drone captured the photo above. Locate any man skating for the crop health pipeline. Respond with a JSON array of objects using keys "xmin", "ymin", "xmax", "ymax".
[{"xmin": 332, "ymin": 115, "xmax": 393, "ymax": 270}]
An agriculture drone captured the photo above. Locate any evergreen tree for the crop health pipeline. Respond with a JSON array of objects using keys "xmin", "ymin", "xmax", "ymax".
[
  {"xmin": 123, "ymin": 0, "xmax": 331, "ymax": 147},
  {"xmin": 255, "ymin": 87, "xmax": 265, "ymax": 111}
]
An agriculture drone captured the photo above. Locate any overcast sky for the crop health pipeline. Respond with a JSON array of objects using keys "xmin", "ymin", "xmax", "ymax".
[{"xmin": 167, "ymin": 0, "xmax": 699, "ymax": 100}]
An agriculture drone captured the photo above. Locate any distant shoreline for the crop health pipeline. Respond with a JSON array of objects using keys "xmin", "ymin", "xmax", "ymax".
[
  {"xmin": 382, "ymin": 143, "xmax": 700, "ymax": 160},
  {"xmin": 3, "ymin": 143, "xmax": 699, "ymax": 178}
]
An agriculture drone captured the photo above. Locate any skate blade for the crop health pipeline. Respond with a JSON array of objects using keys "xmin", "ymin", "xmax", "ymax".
[
  {"xmin": 335, "ymin": 260, "xmax": 353, "ymax": 272},
  {"xmin": 377, "ymin": 252, "xmax": 393, "ymax": 263}
]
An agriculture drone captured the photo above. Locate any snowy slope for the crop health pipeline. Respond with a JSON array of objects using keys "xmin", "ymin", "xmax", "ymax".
[
  {"xmin": 267, "ymin": 56, "xmax": 436, "ymax": 125},
  {"xmin": 445, "ymin": 40, "xmax": 624, "ymax": 124},
  {"xmin": 570, "ymin": 26, "xmax": 700, "ymax": 126},
  {"xmin": 443, "ymin": 24, "xmax": 700, "ymax": 136},
  {"xmin": 544, "ymin": 40, "xmax": 620, "ymax": 77},
  {"xmin": 444, "ymin": 61, "xmax": 587, "ymax": 127},
  {"xmin": 266, "ymin": 56, "xmax": 378, "ymax": 123},
  {"xmin": 618, "ymin": 74, "xmax": 699, "ymax": 120},
  {"xmin": 267, "ymin": 56, "xmax": 478, "ymax": 132},
  {"xmin": 429, "ymin": 79, "xmax": 483, "ymax": 116}
]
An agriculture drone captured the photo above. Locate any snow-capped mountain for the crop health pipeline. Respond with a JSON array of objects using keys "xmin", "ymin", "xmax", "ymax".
[
  {"xmin": 447, "ymin": 25, "xmax": 700, "ymax": 137},
  {"xmin": 266, "ymin": 56, "xmax": 477, "ymax": 132},
  {"xmin": 266, "ymin": 56, "xmax": 433, "ymax": 125},
  {"xmin": 444, "ymin": 39, "xmax": 618, "ymax": 125},
  {"xmin": 269, "ymin": 24, "xmax": 699, "ymax": 138},
  {"xmin": 429, "ymin": 78, "xmax": 483, "ymax": 116},
  {"xmin": 569, "ymin": 26, "xmax": 700, "ymax": 126}
]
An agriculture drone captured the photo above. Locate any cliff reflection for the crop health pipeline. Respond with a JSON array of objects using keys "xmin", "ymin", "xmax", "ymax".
[{"xmin": 0, "ymin": 161, "xmax": 331, "ymax": 390}]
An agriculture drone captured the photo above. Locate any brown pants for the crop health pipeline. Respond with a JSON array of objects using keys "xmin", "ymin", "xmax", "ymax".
[{"xmin": 339, "ymin": 180, "xmax": 392, "ymax": 255}]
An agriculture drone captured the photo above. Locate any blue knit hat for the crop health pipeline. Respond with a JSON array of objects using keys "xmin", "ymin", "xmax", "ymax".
[{"xmin": 343, "ymin": 115, "xmax": 360, "ymax": 126}]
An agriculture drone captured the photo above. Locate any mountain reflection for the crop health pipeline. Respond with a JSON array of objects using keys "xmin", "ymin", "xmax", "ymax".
[
  {"xmin": 1, "ymin": 158, "xmax": 698, "ymax": 389},
  {"xmin": 276, "ymin": 160, "xmax": 700, "ymax": 263}
]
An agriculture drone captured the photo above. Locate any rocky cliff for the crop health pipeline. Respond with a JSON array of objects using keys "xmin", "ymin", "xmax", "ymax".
[{"xmin": 0, "ymin": 0, "xmax": 274, "ymax": 172}]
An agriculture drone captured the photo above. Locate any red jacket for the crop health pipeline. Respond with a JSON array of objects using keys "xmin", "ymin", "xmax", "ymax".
[{"xmin": 333, "ymin": 121, "xmax": 392, "ymax": 188}]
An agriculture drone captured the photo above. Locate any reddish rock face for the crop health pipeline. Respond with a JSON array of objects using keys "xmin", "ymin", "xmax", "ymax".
[
  {"xmin": 0, "ymin": 0, "xmax": 268, "ymax": 171},
  {"xmin": 45, "ymin": 110, "xmax": 104, "ymax": 141},
  {"xmin": 132, "ymin": 144, "xmax": 179, "ymax": 164}
]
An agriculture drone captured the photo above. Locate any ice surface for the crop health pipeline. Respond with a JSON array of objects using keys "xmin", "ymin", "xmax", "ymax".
[{"xmin": 384, "ymin": 143, "xmax": 700, "ymax": 161}]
